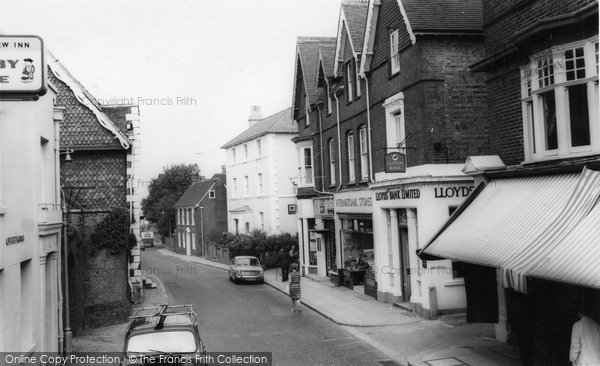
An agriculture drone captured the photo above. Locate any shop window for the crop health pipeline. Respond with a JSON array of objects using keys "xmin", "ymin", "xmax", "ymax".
[
  {"xmin": 307, "ymin": 219, "xmax": 318, "ymax": 266},
  {"xmin": 341, "ymin": 217, "xmax": 374, "ymax": 271},
  {"xmin": 520, "ymin": 36, "xmax": 599, "ymax": 162}
]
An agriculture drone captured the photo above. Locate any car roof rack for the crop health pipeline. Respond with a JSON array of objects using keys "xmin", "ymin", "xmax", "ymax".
[{"xmin": 128, "ymin": 304, "xmax": 198, "ymax": 331}]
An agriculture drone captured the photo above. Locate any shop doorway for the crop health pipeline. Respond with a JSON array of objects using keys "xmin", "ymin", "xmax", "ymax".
[
  {"xmin": 323, "ymin": 219, "xmax": 336, "ymax": 275},
  {"xmin": 399, "ymin": 225, "xmax": 411, "ymax": 302}
]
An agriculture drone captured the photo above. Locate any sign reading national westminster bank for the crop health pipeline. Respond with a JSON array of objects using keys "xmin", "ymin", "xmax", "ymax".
[{"xmin": 0, "ymin": 35, "xmax": 46, "ymax": 97}]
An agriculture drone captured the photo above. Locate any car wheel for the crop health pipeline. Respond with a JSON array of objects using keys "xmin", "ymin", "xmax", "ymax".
[
  {"xmin": 229, "ymin": 275, "xmax": 233, "ymax": 282},
  {"xmin": 233, "ymin": 276, "xmax": 239, "ymax": 284}
]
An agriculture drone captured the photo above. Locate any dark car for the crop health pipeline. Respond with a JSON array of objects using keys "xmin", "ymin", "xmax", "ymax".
[{"xmin": 122, "ymin": 304, "xmax": 206, "ymax": 365}]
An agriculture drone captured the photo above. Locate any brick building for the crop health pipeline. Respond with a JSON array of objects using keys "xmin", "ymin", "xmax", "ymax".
[
  {"xmin": 48, "ymin": 54, "xmax": 133, "ymax": 331},
  {"xmin": 292, "ymin": 0, "xmax": 490, "ymax": 319},
  {"xmin": 420, "ymin": 1, "xmax": 599, "ymax": 364},
  {"xmin": 174, "ymin": 173, "xmax": 227, "ymax": 257}
]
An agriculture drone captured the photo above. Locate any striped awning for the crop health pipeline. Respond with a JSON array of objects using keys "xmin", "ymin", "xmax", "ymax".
[
  {"xmin": 527, "ymin": 189, "xmax": 600, "ymax": 289},
  {"xmin": 503, "ymin": 168, "xmax": 600, "ymax": 292},
  {"xmin": 421, "ymin": 168, "xmax": 600, "ymax": 293}
]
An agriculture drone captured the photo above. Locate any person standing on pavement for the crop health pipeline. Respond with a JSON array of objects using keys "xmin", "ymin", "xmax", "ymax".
[
  {"xmin": 570, "ymin": 305, "xmax": 600, "ymax": 366},
  {"xmin": 288, "ymin": 263, "xmax": 301, "ymax": 312},
  {"xmin": 278, "ymin": 248, "xmax": 290, "ymax": 282},
  {"xmin": 289, "ymin": 246, "xmax": 299, "ymax": 267}
]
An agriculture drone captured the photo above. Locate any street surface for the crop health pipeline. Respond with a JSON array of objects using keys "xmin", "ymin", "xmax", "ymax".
[{"xmin": 142, "ymin": 248, "xmax": 398, "ymax": 365}]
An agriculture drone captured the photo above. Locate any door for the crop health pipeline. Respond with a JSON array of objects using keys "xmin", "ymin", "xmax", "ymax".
[{"xmin": 399, "ymin": 227, "xmax": 411, "ymax": 301}]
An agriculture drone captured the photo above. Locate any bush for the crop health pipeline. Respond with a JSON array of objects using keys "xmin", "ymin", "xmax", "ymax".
[
  {"xmin": 88, "ymin": 207, "xmax": 131, "ymax": 255},
  {"xmin": 220, "ymin": 230, "xmax": 298, "ymax": 269}
]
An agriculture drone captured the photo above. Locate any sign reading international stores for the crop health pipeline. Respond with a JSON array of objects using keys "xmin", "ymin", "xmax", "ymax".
[{"xmin": 0, "ymin": 35, "xmax": 46, "ymax": 97}]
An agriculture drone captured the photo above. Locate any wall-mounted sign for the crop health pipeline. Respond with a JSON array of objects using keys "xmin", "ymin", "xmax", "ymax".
[
  {"xmin": 384, "ymin": 152, "xmax": 406, "ymax": 173},
  {"xmin": 313, "ymin": 197, "xmax": 334, "ymax": 217},
  {"xmin": 434, "ymin": 186, "xmax": 475, "ymax": 198},
  {"xmin": 6, "ymin": 235, "xmax": 25, "ymax": 246},
  {"xmin": 375, "ymin": 188, "xmax": 421, "ymax": 201},
  {"xmin": 334, "ymin": 191, "xmax": 373, "ymax": 214},
  {"xmin": 288, "ymin": 204, "xmax": 297, "ymax": 215},
  {"xmin": 0, "ymin": 36, "xmax": 46, "ymax": 97}
]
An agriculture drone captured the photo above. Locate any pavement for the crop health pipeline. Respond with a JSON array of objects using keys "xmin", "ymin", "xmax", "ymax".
[{"xmin": 73, "ymin": 247, "xmax": 521, "ymax": 366}]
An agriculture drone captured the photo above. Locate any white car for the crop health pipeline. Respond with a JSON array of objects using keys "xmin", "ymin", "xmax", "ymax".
[{"xmin": 229, "ymin": 256, "xmax": 264, "ymax": 284}]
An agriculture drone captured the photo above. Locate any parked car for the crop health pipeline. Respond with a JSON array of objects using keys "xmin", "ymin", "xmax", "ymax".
[
  {"xmin": 229, "ymin": 256, "xmax": 264, "ymax": 283},
  {"xmin": 121, "ymin": 304, "xmax": 206, "ymax": 365}
]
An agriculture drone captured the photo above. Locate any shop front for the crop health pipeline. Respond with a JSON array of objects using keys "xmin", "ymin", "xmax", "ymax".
[
  {"xmin": 311, "ymin": 197, "xmax": 335, "ymax": 277},
  {"xmin": 333, "ymin": 190, "xmax": 374, "ymax": 294},
  {"xmin": 372, "ymin": 176, "xmax": 476, "ymax": 318}
]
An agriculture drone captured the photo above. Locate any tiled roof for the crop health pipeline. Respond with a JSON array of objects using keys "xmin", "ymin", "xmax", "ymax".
[
  {"xmin": 318, "ymin": 42, "xmax": 337, "ymax": 80},
  {"xmin": 103, "ymin": 105, "xmax": 131, "ymax": 135},
  {"xmin": 296, "ymin": 37, "xmax": 336, "ymax": 104},
  {"xmin": 48, "ymin": 52, "xmax": 131, "ymax": 150},
  {"xmin": 174, "ymin": 174, "xmax": 225, "ymax": 208},
  {"xmin": 401, "ymin": 0, "xmax": 483, "ymax": 32},
  {"xmin": 221, "ymin": 107, "xmax": 296, "ymax": 149},
  {"xmin": 342, "ymin": 1, "xmax": 369, "ymax": 52}
]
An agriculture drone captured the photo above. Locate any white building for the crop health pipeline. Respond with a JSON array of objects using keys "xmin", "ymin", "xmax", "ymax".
[
  {"xmin": 221, "ymin": 107, "xmax": 298, "ymax": 235},
  {"xmin": 0, "ymin": 67, "xmax": 63, "ymax": 350}
]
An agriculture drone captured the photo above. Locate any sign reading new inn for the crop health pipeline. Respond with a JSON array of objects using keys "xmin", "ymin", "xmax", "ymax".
[{"xmin": 0, "ymin": 35, "xmax": 46, "ymax": 97}]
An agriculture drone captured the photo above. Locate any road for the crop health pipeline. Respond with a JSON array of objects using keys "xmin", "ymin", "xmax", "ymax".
[{"xmin": 142, "ymin": 248, "xmax": 397, "ymax": 366}]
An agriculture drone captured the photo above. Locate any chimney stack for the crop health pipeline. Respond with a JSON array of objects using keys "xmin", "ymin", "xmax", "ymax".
[{"xmin": 248, "ymin": 106, "xmax": 262, "ymax": 127}]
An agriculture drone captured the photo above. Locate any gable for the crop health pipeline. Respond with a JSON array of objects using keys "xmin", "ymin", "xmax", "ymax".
[{"xmin": 371, "ymin": 0, "xmax": 412, "ymax": 69}]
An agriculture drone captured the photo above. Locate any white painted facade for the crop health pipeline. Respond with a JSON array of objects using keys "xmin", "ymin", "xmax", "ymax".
[
  {"xmin": 0, "ymin": 85, "xmax": 63, "ymax": 352},
  {"xmin": 371, "ymin": 164, "xmax": 475, "ymax": 318},
  {"xmin": 225, "ymin": 133, "xmax": 298, "ymax": 235},
  {"xmin": 125, "ymin": 105, "xmax": 143, "ymax": 284}
]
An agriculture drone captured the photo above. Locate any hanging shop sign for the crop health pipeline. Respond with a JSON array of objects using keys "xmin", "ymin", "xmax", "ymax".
[
  {"xmin": 0, "ymin": 35, "xmax": 46, "ymax": 97},
  {"xmin": 384, "ymin": 152, "xmax": 406, "ymax": 173}
]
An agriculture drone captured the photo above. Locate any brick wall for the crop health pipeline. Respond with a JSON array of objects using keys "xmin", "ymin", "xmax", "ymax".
[
  {"xmin": 482, "ymin": 0, "xmax": 596, "ymax": 56},
  {"xmin": 479, "ymin": 0, "xmax": 598, "ymax": 166}
]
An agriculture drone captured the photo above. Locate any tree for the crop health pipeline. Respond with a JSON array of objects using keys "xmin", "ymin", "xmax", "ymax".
[{"xmin": 141, "ymin": 164, "xmax": 198, "ymax": 237}]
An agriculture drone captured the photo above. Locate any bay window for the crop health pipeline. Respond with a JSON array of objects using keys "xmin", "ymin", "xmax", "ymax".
[{"xmin": 521, "ymin": 37, "xmax": 599, "ymax": 161}]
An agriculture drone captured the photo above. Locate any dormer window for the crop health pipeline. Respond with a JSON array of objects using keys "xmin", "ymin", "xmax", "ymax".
[
  {"xmin": 520, "ymin": 36, "xmax": 599, "ymax": 162},
  {"xmin": 390, "ymin": 29, "xmax": 400, "ymax": 75}
]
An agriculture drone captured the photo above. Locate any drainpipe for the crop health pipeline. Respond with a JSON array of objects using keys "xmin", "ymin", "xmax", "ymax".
[
  {"xmin": 363, "ymin": 73, "xmax": 374, "ymax": 183},
  {"xmin": 333, "ymin": 87, "xmax": 344, "ymax": 192},
  {"xmin": 53, "ymin": 107, "xmax": 64, "ymax": 353},
  {"xmin": 315, "ymin": 103, "xmax": 325, "ymax": 192}
]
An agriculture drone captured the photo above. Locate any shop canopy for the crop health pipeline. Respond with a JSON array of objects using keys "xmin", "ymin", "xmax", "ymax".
[{"xmin": 420, "ymin": 168, "xmax": 600, "ymax": 293}]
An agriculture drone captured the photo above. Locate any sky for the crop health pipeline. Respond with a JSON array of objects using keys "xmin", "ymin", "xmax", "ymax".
[{"xmin": 0, "ymin": 0, "xmax": 341, "ymax": 189}]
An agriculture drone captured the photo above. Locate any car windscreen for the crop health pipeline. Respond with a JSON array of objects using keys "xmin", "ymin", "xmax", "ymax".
[
  {"xmin": 127, "ymin": 330, "xmax": 197, "ymax": 353},
  {"xmin": 236, "ymin": 258, "xmax": 259, "ymax": 266}
]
